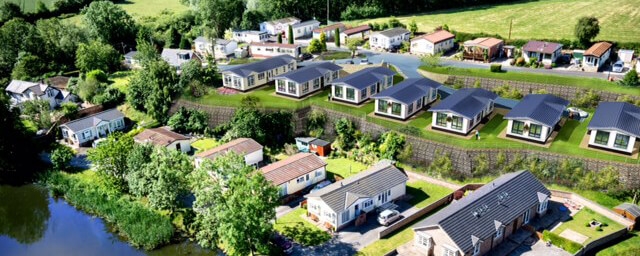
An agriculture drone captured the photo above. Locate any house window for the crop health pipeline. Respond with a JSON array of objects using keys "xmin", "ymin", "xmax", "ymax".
[
  {"xmin": 82, "ymin": 130, "xmax": 92, "ymax": 140},
  {"xmin": 288, "ymin": 63, "xmax": 294, "ymax": 70},
  {"xmin": 442, "ymin": 247, "xmax": 457, "ymax": 256},
  {"xmin": 387, "ymin": 77, "xmax": 393, "ymax": 87},
  {"xmin": 341, "ymin": 210, "xmax": 350, "ymax": 224},
  {"xmin": 296, "ymin": 177, "xmax": 305, "ymax": 183},
  {"xmin": 523, "ymin": 209, "xmax": 531, "ymax": 224},
  {"xmin": 538, "ymin": 198, "xmax": 549, "ymax": 213},
  {"xmin": 224, "ymin": 75, "xmax": 232, "ymax": 85},
  {"xmin": 408, "ymin": 103, "xmax": 414, "ymax": 114},
  {"xmin": 315, "ymin": 170, "xmax": 323, "ymax": 177},
  {"xmin": 306, "ymin": 174, "xmax": 309, "ymax": 181},
  {"xmin": 361, "ymin": 88, "xmax": 368, "ymax": 98},
  {"xmin": 378, "ymin": 100, "xmax": 387, "ymax": 112},
  {"xmin": 473, "ymin": 241, "xmax": 482, "ymax": 256},
  {"xmin": 370, "ymin": 85, "xmax": 376, "ymax": 94},
  {"xmin": 277, "ymin": 80, "xmax": 285, "ymax": 92},
  {"xmin": 451, "ymin": 116, "xmax": 463, "ymax": 130},
  {"xmin": 416, "ymin": 98, "xmax": 422, "ymax": 107},
  {"xmin": 332, "ymin": 71, "xmax": 338, "ymax": 79},
  {"xmin": 334, "ymin": 86, "xmax": 343, "ymax": 98},
  {"xmin": 511, "ymin": 121, "xmax": 524, "ymax": 135},
  {"xmin": 363, "ymin": 199, "xmax": 373, "ymax": 208},
  {"xmin": 529, "ymin": 124, "xmax": 542, "ymax": 139},
  {"xmin": 391, "ymin": 103, "xmax": 402, "ymax": 115},
  {"xmin": 614, "ymin": 134, "xmax": 630, "ymax": 149},
  {"xmin": 288, "ymin": 81, "xmax": 296, "ymax": 94},
  {"xmin": 594, "ymin": 131, "xmax": 610, "ymax": 145},
  {"xmin": 418, "ymin": 235, "xmax": 431, "ymax": 248},
  {"xmin": 248, "ymin": 75, "xmax": 255, "ymax": 87},
  {"xmin": 302, "ymin": 83, "xmax": 309, "ymax": 94},
  {"xmin": 258, "ymin": 72, "xmax": 265, "ymax": 80},
  {"xmin": 495, "ymin": 226, "xmax": 504, "ymax": 239},
  {"xmin": 346, "ymin": 88, "xmax": 355, "ymax": 100},
  {"xmin": 313, "ymin": 78, "xmax": 320, "ymax": 89},
  {"xmin": 436, "ymin": 113, "xmax": 448, "ymax": 127}
]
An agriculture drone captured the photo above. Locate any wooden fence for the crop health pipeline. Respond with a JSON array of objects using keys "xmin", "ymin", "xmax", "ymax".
[
  {"xmin": 378, "ymin": 193, "xmax": 453, "ymax": 239},
  {"xmin": 573, "ymin": 227, "xmax": 628, "ymax": 256}
]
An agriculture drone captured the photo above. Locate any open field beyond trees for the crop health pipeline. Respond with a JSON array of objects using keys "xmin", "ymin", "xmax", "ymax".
[
  {"xmin": 351, "ymin": 0, "xmax": 640, "ymax": 43},
  {"xmin": 0, "ymin": 0, "xmax": 56, "ymax": 13}
]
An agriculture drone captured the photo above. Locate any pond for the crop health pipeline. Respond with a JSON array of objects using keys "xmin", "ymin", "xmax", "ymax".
[{"xmin": 0, "ymin": 184, "xmax": 219, "ymax": 256}]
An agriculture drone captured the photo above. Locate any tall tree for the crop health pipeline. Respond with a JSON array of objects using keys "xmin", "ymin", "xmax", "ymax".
[
  {"xmin": 133, "ymin": 39, "xmax": 160, "ymax": 68},
  {"xmin": 11, "ymin": 53, "xmax": 45, "ymax": 80},
  {"xmin": 75, "ymin": 41, "xmax": 122, "ymax": 73},
  {"xmin": 21, "ymin": 99, "xmax": 52, "ymax": 130},
  {"xmin": 240, "ymin": 10, "xmax": 265, "ymax": 30},
  {"xmin": 0, "ymin": 2, "xmax": 22, "ymax": 23},
  {"xmin": 334, "ymin": 28, "xmax": 341, "ymax": 48},
  {"xmin": 36, "ymin": 18, "xmax": 88, "ymax": 70},
  {"xmin": 190, "ymin": 153, "xmax": 279, "ymax": 255},
  {"xmin": 87, "ymin": 132, "xmax": 134, "ymax": 191},
  {"xmin": 408, "ymin": 19, "xmax": 418, "ymax": 36},
  {"xmin": 82, "ymin": 1, "xmax": 137, "ymax": 51},
  {"xmin": 0, "ymin": 95, "xmax": 40, "ymax": 183},
  {"xmin": 288, "ymin": 24, "xmax": 294, "ymax": 44},
  {"xmin": 319, "ymin": 31, "xmax": 327, "ymax": 52},
  {"xmin": 574, "ymin": 16, "xmax": 600, "ymax": 47},
  {"xmin": 0, "ymin": 18, "xmax": 42, "ymax": 83},
  {"xmin": 186, "ymin": 0, "xmax": 245, "ymax": 38},
  {"xmin": 126, "ymin": 60, "xmax": 179, "ymax": 123}
]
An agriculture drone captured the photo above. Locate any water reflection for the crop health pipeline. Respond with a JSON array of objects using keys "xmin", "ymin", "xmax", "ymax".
[{"xmin": 0, "ymin": 185, "xmax": 218, "ymax": 256}]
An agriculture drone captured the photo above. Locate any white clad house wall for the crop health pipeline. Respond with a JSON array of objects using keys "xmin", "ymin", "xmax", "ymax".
[
  {"xmin": 505, "ymin": 120, "xmax": 552, "ymax": 143},
  {"xmin": 588, "ymin": 129, "xmax": 637, "ymax": 153},
  {"xmin": 166, "ymin": 139, "xmax": 192, "ymax": 153},
  {"xmin": 278, "ymin": 166, "xmax": 326, "ymax": 196}
]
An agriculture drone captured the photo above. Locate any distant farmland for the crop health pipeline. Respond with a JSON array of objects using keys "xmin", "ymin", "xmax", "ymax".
[
  {"xmin": 0, "ymin": 0, "xmax": 57, "ymax": 13},
  {"xmin": 351, "ymin": 0, "xmax": 640, "ymax": 43}
]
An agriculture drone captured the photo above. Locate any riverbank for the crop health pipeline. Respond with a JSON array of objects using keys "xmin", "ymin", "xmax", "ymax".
[{"xmin": 42, "ymin": 170, "xmax": 176, "ymax": 250}]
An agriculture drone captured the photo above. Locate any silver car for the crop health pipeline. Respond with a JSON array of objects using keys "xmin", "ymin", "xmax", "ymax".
[
  {"xmin": 377, "ymin": 209, "xmax": 401, "ymax": 226},
  {"xmin": 612, "ymin": 60, "xmax": 624, "ymax": 73}
]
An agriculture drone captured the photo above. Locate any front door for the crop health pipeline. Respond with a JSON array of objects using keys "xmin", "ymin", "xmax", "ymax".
[
  {"xmin": 279, "ymin": 183, "xmax": 287, "ymax": 196},
  {"xmin": 355, "ymin": 204, "xmax": 360, "ymax": 216}
]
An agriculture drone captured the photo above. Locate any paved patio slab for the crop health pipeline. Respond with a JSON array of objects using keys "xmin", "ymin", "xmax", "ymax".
[{"xmin": 559, "ymin": 229, "xmax": 589, "ymax": 244}]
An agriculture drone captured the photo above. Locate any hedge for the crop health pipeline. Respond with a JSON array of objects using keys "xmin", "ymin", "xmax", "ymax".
[{"xmin": 543, "ymin": 230, "xmax": 583, "ymax": 254}]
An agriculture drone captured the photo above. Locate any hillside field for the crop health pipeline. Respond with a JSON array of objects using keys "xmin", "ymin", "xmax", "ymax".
[
  {"xmin": 351, "ymin": 0, "xmax": 640, "ymax": 43},
  {"xmin": 0, "ymin": 0, "xmax": 56, "ymax": 13}
]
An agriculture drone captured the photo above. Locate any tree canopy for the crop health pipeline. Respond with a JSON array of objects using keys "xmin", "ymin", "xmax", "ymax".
[
  {"xmin": 87, "ymin": 132, "xmax": 134, "ymax": 190},
  {"xmin": 127, "ymin": 60, "xmax": 180, "ymax": 123},
  {"xmin": 75, "ymin": 41, "xmax": 122, "ymax": 73},
  {"xmin": 82, "ymin": 1, "xmax": 137, "ymax": 50},
  {"xmin": 574, "ymin": 16, "xmax": 600, "ymax": 47}
]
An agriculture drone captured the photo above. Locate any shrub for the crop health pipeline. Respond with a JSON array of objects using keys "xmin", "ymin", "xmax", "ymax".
[
  {"xmin": 51, "ymin": 145, "xmax": 75, "ymax": 171},
  {"xmin": 340, "ymin": 4, "xmax": 385, "ymax": 20},
  {"xmin": 515, "ymin": 57, "xmax": 525, "ymax": 66},
  {"xmin": 490, "ymin": 64, "xmax": 502, "ymax": 72},
  {"xmin": 543, "ymin": 230, "xmax": 583, "ymax": 254},
  {"xmin": 492, "ymin": 83, "xmax": 523, "ymax": 99},
  {"xmin": 585, "ymin": 223, "xmax": 591, "ymax": 227},
  {"xmin": 572, "ymin": 90, "xmax": 600, "ymax": 108},
  {"xmin": 619, "ymin": 69, "xmax": 639, "ymax": 87},
  {"xmin": 596, "ymin": 227, "xmax": 603, "ymax": 232}
]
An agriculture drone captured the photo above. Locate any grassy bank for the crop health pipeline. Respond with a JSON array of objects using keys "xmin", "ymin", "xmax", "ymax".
[
  {"xmin": 421, "ymin": 66, "xmax": 639, "ymax": 96},
  {"xmin": 274, "ymin": 208, "xmax": 331, "ymax": 246},
  {"xmin": 43, "ymin": 170, "xmax": 174, "ymax": 250},
  {"xmin": 349, "ymin": 0, "xmax": 640, "ymax": 43}
]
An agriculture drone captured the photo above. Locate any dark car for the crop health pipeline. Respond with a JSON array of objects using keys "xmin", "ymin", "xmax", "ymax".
[
  {"xmin": 272, "ymin": 233, "xmax": 293, "ymax": 254},
  {"xmin": 300, "ymin": 53, "xmax": 313, "ymax": 61}
]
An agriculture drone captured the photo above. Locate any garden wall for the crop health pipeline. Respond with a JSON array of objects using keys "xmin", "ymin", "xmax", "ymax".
[
  {"xmin": 445, "ymin": 75, "xmax": 640, "ymax": 103},
  {"xmin": 574, "ymin": 228, "xmax": 627, "ymax": 256}
]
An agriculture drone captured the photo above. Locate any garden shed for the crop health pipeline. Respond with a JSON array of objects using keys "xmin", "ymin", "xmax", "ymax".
[{"xmin": 614, "ymin": 203, "xmax": 640, "ymax": 229}]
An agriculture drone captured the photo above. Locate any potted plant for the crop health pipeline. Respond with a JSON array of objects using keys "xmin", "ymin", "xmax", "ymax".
[
  {"xmin": 446, "ymin": 116, "xmax": 453, "ymax": 123},
  {"xmin": 523, "ymin": 124, "xmax": 530, "ymax": 132}
]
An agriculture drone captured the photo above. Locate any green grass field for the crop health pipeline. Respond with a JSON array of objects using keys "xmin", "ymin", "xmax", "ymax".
[
  {"xmin": 351, "ymin": 0, "xmax": 640, "ymax": 43},
  {"xmin": 0, "ymin": 0, "xmax": 56, "ymax": 13},
  {"xmin": 325, "ymin": 158, "xmax": 368, "ymax": 180},
  {"xmin": 274, "ymin": 208, "xmax": 331, "ymax": 246},
  {"xmin": 552, "ymin": 208, "xmax": 624, "ymax": 244},
  {"xmin": 596, "ymin": 232, "xmax": 640, "ymax": 256},
  {"xmin": 191, "ymin": 138, "xmax": 219, "ymax": 153},
  {"xmin": 405, "ymin": 180, "xmax": 453, "ymax": 208},
  {"xmin": 62, "ymin": 0, "xmax": 189, "ymax": 24}
]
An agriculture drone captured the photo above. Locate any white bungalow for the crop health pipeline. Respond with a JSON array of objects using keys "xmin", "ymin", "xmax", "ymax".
[
  {"xmin": 369, "ymin": 27, "xmax": 410, "ymax": 51},
  {"xmin": 430, "ymin": 88, "xmax": 498, "ymax": 135},
  {"xmin": 273, "ymin": 62, "xmax": 342, "ymax": 98},
  {"xmin": 5, "ymin": 80, "xmax": 72, "ymax": 109},
  {"xmin": 331, "ymin": 66, "xmax": 396, "ymax": 105},
  {"xmin": 410, "ymin": 30, "xmax": 455, "ymax": 56},
  {"xmin": 195, "ymin": 138, "xmax": 264, "ymax": 167},
  {"xmin": 133, "ymin": 127, "xmax": 191, "ymax": 153},
  {"xmin": 193, "ymin": 37, "xmax": 238, "ymax": 58},
  {"xmin": 60, "ymin": 109, "xmax": 126, "ymax": 148},
  {"xmin": 232, "ymin": 30, "xmax": 269, "ymax": 43},
  {"xmin": 313, "ymin": 23, "xmax": 346, "ymax": 41},
  {"xmin": 582, "ymin": 42, "xmax": 613, "ymax": 72},
  {"xmin": 371, "ymin": 78, "xmax": 442, "ymax": 120},
  {"xmin": 261, "ymin": 153, "xmax": 327, "ymax": 197},
  {"xmin": 249, "ymin": 42, "xmax": 302, "ymax": 58},
  {"xmin": 522, "ymin": 41, "xmax": 563, "ymax": 65},
  {"xmin": 587, "ymin": 102, "xmax": 640, "ymax": 154},
  {"xmin": 289, "ymin": 19, "xmax": 320, "ymax": 39},
  {"xmin": 504, "ymin": 94, "xmax": 569, "ymax": 143},
  {"xmin": 260, "ymin": 17, "xmax": 300, "ymax": 36},
  {"xmin": 221, "ymin": 55, "xmax": 297, "ymax": 92}
]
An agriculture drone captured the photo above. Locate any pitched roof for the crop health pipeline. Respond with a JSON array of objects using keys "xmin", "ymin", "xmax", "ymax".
[
  {"xmin": 584, "ymin": 42, "xmax": 613, "ymax": 57},
  {"xmin": 134, "ymin": 127, "xmax": 189, "ymax": 147},
  {"xmin": 463, "ymin": 37, "xmax": 504, "ymax": 48},
  {"xmin": 376, "ymin": 27, "xmax": 410, "ymax": 38},
  {"xmin": 414, "ymin": 171, "xmax": 550, "ymax": 253},
  {"xmin": 293, "ymin": 19, "xmax": 320, "ymax": 28},
  {"xmin": 124, "ymin": 51, "xmax": 138, "ymax": 58},
  {"xmin": 430, "ymin": 88, "xmax": 498, "ymax": 120},
  {"xmin": 413, "ymin": 30, "xmax": 455, "ymax": 44},
  {"xmin": 264, "ymin": 17, "xmax": 300, "ymax": 25},
  {"xmin": 332, "ymin": 66, "xmax": 396, "ymax": 90},
  {"xmin": 342, "ymin": 25, "xmax": 371, "ymax": 35},
  {"xmin": 588, "ymin": 102, "xmax": 640, "ymax": 137},
  {"xmin": 60, "ymin": 108, "xmax": 124, "ymax": 132},
  {"xmin": 161, "ymin": 48, "xmax": 196, "ymax": 67},
  {"xmin": 522, "ymin": 41, "xmax": 563, "ymax": 54},
  {"xmin": 313, "ymin": 23, "xmax": 346, "ymax": 33},
  {"xmin": 615, "ymin": 203, "xmax": 640, "ymax": 218},
  {"xmin": 223, "ymin": 55, "xmax": 296, "ymax": 78},
  {"xmin": 371, "ymin": 78, "xmax": 442, "ymax": 105},
  {"xmin": 305, "ymin": 160, "xmax": 408, "ymax": 213},
  {"xmin": 234, "ymin": 30, "xmax": 267, "ymax": 35},
  {"xmin": 260, "ymin": 153, "xmax": 327, "ymax": 185},
  {"xmin": 46, "ymin": 76, "xmax": 71, "ymax": 90},
  {"xmin": 249, "ymin": 42, "xmax": 299, "ymax": 49},
  {"xmin": 5, "ymin": 80, "xmax": 47, "ymax": 94},
  {"xmin": 504, "ymin": 94, "xmax": 569, "ymax": 127},
  {"xmin": 194, "ymin": 37, "xmax": 233, "ymax": 45},
  {"xmin": 196, "ymin": 138, "xmax": 263, "ymax": 160},
  {"xmin": 296, "ymin": 137, "xmax": 316, "ymax": 143},
  {"xmin": 273, "ymin": 62, "xmax": 342, "ymax": 83},
  {"xmin": 310, "ymin": 138, "xmax": 330, "ymax": 147}
]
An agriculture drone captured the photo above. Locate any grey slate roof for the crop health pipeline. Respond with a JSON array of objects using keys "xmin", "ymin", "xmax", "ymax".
[
  {"xmin": 124, "ymin": 51, "xmax": 138, "ymax": 58},
  {"xmin": 414, "ymin": 171, "xmax": 550, "ymax": 253},
  {"xmin": 161, "ymin": 48, "xmax": 195, "ymax": 67},
  {"xmin": 371, "ymin": 78, "xmax": 442, "ymax": 105},
  {"xmin": 224, "ymin": 55, "xmax": 296, "ymax": 78},
  {"xmin": 305, "ymin": 160, "xmax": 408, "ymax": 213},
  {"xmin": 504, "ymin": 94, "xmax": 569, "ymax": 127},
  {"xmin": 377, "ymin": 27, "xmax": 410, "ymax": 38},
  {"xmin": 273, "ymin": 62, "xmax": 341, "ymax": 83},
  {"xmin": 430, "ymin": 88, "xmax": 498, "ymax": 120},
  {"xmin": 296, "ymin": 137, "xmax": 316, "ymax": 143},
  {"xmin": 615, "ymin": 203, "xmax": 640, "ymax": 218},
  {"xmin": 588, "ymin": 102, "xmax": 640, "ymax": 138},
  {"xmin": 5, "ymin": 80, "xmax": 46, "ymax": 94},
  {"xmin": 310, "ymin": 138, "xmax": 330, "ymax": 147},
  {"xmin": 332, "ymin": 66, "xmax": 396, "ymax": 90},
  {"xmin": 293, "ymin": 19, "xmax": 320, "ymax": 28},
  {"xmin": 194, "ymin": 36, "xmax": 232, "ymax": 45},
  {"xmin": 60, "ymin": 108, "xmax": 124, "ymax": 133}
]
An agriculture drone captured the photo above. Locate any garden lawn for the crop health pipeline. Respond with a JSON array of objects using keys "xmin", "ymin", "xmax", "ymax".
[
  {"xmin": 422, "ymin": 66, "xmax": 639, "ymax": 96},
  {"xmin": 117, "ymin": 103, "xmax": 158, "ymax": 128},
  {"xmin": 349, "ymin": 0, "xmax": 640, "ymax": 43},
  {"xmin": 319, "ymin": 51, "xmax": 364, "ymax": 60},
  {"xmin": 226, "ymin": 58, "xmax": 261, "ymax": 65},
  {"xmin": 109, "ymin": 71, "xmax": 134, "ymax": 93},
  {"xmin": 117, "ymin": 0, "xmax": 188, "ymax": 18},
  {"xmin": 596, "ymin": 232, "xmax": 640, "ymax": 256},
  {"xmin": 552, "ymin": 208, "xmax": 625, "ymax": 244},
  {"xmin": 325, "ymin": 158, "xmax": 368, "ymax": 180},
  {"xmin": 405, "ymin": 180, "xmax": 453, "ymax": 209},
  {"xmin": 546, "ymin": 184, "xmax": 626, "ymax": 209},
  {"xmin": 274, "ymin": 208, "xmax": 331, "ymax": 246},
  {"xmin": 191, "ymin": 138, "xmax": 219, "ymax": 152}
]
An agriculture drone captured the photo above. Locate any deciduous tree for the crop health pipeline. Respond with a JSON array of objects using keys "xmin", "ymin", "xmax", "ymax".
[
  {"xmin": 186, "ymin": 0, "xmax": 245, "ymax": 38},
  {"xmin": 21, "ymin": 99, "xmax": 52, "ymax": 130},
  {"xmin": 87, "ymin": 132, "xmax": 134, "ymax": 191},
  {"xmin": 51, "ymin": 145, "xmax": 75, "ymax": 171},
  {"xmin": 82, "ymin": 1, "xmax": 137, "ymax": 50},
  {"xmin": 334, "ymin": 28, "xmax": 340, "ymax": 47},
  {"xmin": 319, "ymin": 31, "xmax": 327, "ymax": 52},
  {"xmin": 574, "ymin": 16, "xmax": 600, "ymax": 47},
  {"xmin": 75, "ymin": 41, "xmax": 121, "ymax": 73}
]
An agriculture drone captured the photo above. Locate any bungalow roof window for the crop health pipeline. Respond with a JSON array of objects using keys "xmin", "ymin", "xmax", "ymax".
[{"xmin": 177, "ymin": 53, "xmax": 190, "ymax": 60}]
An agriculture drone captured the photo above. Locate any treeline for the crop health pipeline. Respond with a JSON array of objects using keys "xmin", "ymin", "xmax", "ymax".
[{"xmin": 0, "ymin": 0, "xmax": 123, "ymax": 25}]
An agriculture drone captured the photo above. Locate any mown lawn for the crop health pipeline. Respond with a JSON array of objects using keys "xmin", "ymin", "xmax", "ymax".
[
  {"xmin": 0, "ymin": 0, "xmax": 56, "ymax": 13},
  {"xmin": 596, "ymin": 232, "xmax": 640, "ymax": 256},
  {"xmin": 421, "ymin": 66, "xmax": 639, "ymax": 96},
  {"xmin": 552, "ymin": 208, "xmax": 624, "ymax": 244},
  {"xmin": 116, "ymin": 0, "xmax": 188, "ymax": 18},
  {"xmin": 325, "ymin": 158, "xmax": 368, "ymax": 180},
  {"xmin": 319, "ymin": 51, "xmax": 364, "ymax": 60},
  {"xmin": 405, "ymin": 180, "xmax": 453, "ymax": 209},
  {"xmin": 349, "ymin": 0, "xmax": 640, "ymax": 43},
  {"xmin": 117, "ymin": 103, "xmax": 158, "ymax": 128},
  {"xmin": 274, "ymin": 208, "xmax": 331, "ymax": 246},
  {"xmin": 545, "ymin": 184, "xmax": 626, "ymax": 209},
  {"xmin": 109, "ymin": 71, "xmax": 134, "ymax": 93},
  {"xmin": 191, "ymin": 138, "xmax": 219, "ymax": 153},
  {"xmin": 226, "ymin": 58, "xmax": 261, "ymax": 65}
]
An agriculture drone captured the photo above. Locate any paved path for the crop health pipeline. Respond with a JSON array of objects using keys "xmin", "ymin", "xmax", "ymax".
[{"xmin": 405, "ymin": 171, "xmax": 461, "ymax": 190}]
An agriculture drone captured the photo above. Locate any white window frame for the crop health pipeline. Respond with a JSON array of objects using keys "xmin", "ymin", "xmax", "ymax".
[
  {"xmin": 442, "ymin": 245, "xmax": 458, "ymax": 256},
  {"xmin": 495, "ymin": 226, "xmax": 504, "ymax": 239},
  {"xmin": 418, "ymin": 234, "xmax": 431, "ymax": 249},
  {"xmin": 523, "ymin": 209, "xmax": 531, "ymax": 224},
  {"xmin": 473, "ymin": 241, "xmax": 482, "ymax": 256},
  {"xmin": 538, "ymin": 198, "xmax": 549, "ymax": 214}
]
